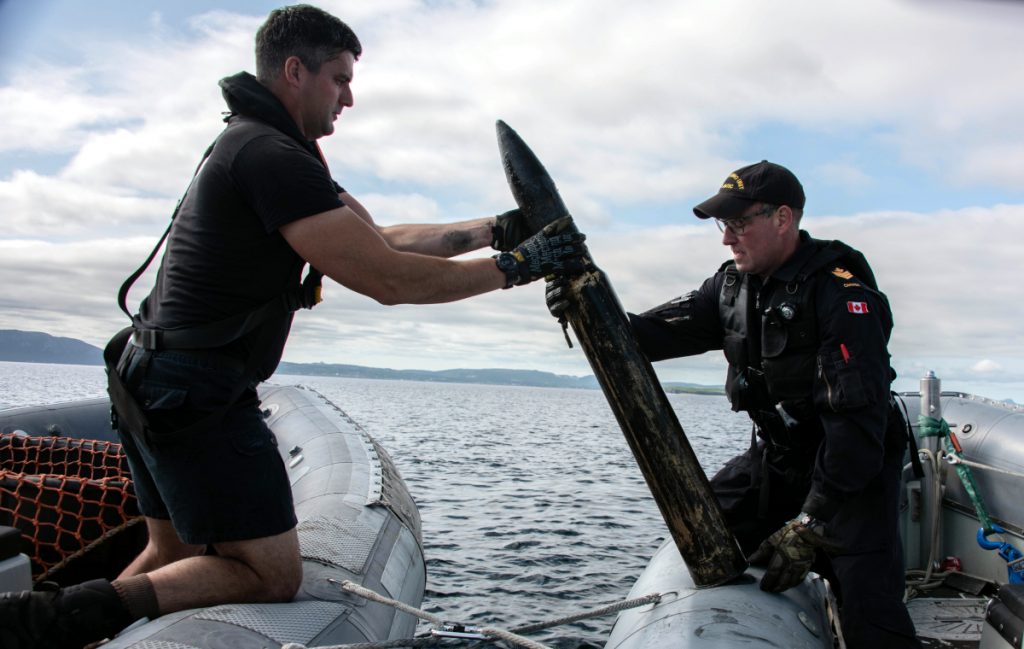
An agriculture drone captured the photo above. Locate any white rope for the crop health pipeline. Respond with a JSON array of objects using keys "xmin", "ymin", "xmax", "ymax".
[
  {"xmin": 944, "ymin": 454, "xmax": 1024, "ymax": 480},
  {"xmin": 334, "ymin": 579, "xmax": 443, "ymax": 625},
  {"xmin": 280, "ymin": 579, "xmax": 662, "ymax": 649},
  {"xmin": 333, "ymin": 580, "xmax": 553, "ymax": 648},
  {"xmin": 479, "ymin": 627, "xmax": 552, "ymax": 649},
  {"xmin": 510, "ymin": 592, "xmax": 662, "ymax": 634}
]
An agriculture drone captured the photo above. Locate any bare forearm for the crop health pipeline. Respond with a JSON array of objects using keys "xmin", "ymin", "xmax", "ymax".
[
  {"xmin": 281, "ymin": 208, "xmax": 507, "ymax": 306},
  {"xmin": 378, "ymin": 217, "xmax": 494, "ymax": 257},
  {"xmin": 368, "ymin": 254, "xmax": 506, "ymax": 305}
]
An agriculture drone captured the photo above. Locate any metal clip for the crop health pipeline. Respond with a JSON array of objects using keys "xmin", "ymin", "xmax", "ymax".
[
  {"xmin": 431, "ymin": 623, "xmax": 487, "ymax": 640},
  {"xmin": 558, "ymin": 315, "xmax": 573, "ymax": 348}
]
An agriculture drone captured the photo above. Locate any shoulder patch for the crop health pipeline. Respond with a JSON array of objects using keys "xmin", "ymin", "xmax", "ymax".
[{"xmin": 832, "ymin": 267, "xmax": 854, "ymax": 280}]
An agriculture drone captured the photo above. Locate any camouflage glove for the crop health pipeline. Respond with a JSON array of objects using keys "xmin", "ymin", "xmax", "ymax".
[
  {"xmin": 748, "ymin": 514, "xmax": 842, "ymax": 593},
  {"xmin": 493, "ymin": 216, "xmax": 587, "ymax": 288},
  {"xmin": 491, "ymin": 208, "xmax": 530, "ymax": 251},
  {"xmin": 544, "ymin": 277, "xmax": 571, "ymax": 320},
  {"xmin": 545, "ymin": 276, "xmax": 576, "ymax": 348}
]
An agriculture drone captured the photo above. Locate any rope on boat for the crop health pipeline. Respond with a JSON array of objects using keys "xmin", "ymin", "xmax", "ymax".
[
  {"xmin": 505, "ymin": 592, "xmax": 662, "ymax": 635},
  {"xmin": 904, "ymin": 447, "xmax": 951, "ymax": 600},
  {"xmin": 333, "ymin": 578, "xmax": 443, "ymax": 625},
  {"xmin": 906, "ymin": 416, "xmax": 1024, "ymax": 595},
  {"xmin": 37, "ymin": 516, "xmax": 145, "ymax": 582},
  {"xmin": 946, "ymin": 454, "xmax": 1024, "ymax": 480},
  {"xmin": 279, "ymin": 579, "xmax": 662, "ymax": 649}
]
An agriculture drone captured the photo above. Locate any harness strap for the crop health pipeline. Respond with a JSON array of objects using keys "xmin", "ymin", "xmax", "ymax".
[
  {"xmin": 117, "ymin": 140, "xmax": 216, "ymax": 320},
  {"xmin": 894, "ymin": 393, "xmax": 924, "ymax": 479},
  {"xmin": 721, "ymin": 264, "xmax": 741, "ymax": 306},
  {"xmin": 105, "ymin": 128, "xmax": 325, "ymax": 441},
  {"xmin": 117, "ymin": 133, "xmax": 324, "ymax": 352},
  {"xmin": 104, "ymin": 327, "xmax": 148, "ymax": 434},
  {"xmin": 129, "ymin": 270, "xmax": 322, "ymax": 351}
]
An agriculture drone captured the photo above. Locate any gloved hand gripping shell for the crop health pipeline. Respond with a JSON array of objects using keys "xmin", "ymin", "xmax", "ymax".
[{"xmin": 493, "ymin": 216, "xmax": 587, "ymax": 288}]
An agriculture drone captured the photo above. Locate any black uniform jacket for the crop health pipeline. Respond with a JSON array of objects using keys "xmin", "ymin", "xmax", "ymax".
[{"xmin": 628, "ymin": 232, "xmax": 904, "ymax": 551}]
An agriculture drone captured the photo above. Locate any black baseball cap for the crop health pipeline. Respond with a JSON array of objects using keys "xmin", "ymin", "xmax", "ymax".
[{"xmin": 693, "ymin": 160, "xmax": 805, "ymax": 220}]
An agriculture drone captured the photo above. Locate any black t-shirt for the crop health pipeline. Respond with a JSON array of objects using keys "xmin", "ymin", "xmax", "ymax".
[{"xmin": 138, "ymin": 115, "xmax": 344, "ymax": 378}]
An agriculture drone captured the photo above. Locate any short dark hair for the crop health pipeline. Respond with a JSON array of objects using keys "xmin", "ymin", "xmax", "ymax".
[{"xmin": 255, "ymin": 5, "xmax": 362, "ymax": 83}]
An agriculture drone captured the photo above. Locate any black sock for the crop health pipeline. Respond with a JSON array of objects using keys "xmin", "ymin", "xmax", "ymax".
[{"xmin": 112, "ymin": 574, "xmax": 160, "ymax": 621}]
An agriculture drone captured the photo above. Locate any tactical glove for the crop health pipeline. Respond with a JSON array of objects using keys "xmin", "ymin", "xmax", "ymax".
[
  {"xmin": 748, "ymin": 514, "xmax": 841, "ymax": 593},
  {"xmin": 494, "ymin": 216, "xmax": 587, "ymax": 288},
  {"xmin": 545, "ymin": 278, "xmax": 571, "ymax": 320},
  {"xmin": 491, "ymin": 208, "xmax": 530, "ymax": 251}
]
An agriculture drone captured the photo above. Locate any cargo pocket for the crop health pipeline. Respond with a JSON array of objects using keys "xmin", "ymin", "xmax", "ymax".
[
  {"xmin": 231, "ymin": 424, "xmax": 278, "ymax": 456},
  {"xmin": 814, "ymin": 350, "xmax": 868, "ymax": 412},
  {"xmin": 133, "ymin": 379, "xmax": 193, "ymax": 442},
  {"xmin": 136, "ymin": 381, "xmax": 189, "ymax": 412}
]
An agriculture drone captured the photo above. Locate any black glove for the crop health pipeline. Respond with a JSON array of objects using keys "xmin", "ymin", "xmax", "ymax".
[
  {"xmin": 494, "ymin": 216, "xmax": 587, "ymax": 288},
  {"xmin": 491, "ymin": 208, "xmax": 530, "ymax": 251},
  {"xmin": 545, "ymin": 277, "xmax": 576, "ymax": 347},
  {"xmin": 747, "ymin": 514, "xmax": 841, "ymax": 593},
  {"xmin": 545, "ymin": 278, "xmax": 571, "ymax": 320}
]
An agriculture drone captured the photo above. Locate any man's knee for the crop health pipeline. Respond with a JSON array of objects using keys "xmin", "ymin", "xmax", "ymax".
[
  {"xmin": 215, "ymin": 528, "xmax": 302, "ymax": 602},
  {"xmin": 265, "ymin": 564, "xmax": 303, "ymax": 602}
]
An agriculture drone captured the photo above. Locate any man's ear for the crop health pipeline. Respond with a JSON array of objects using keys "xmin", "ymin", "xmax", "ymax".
[
  {"xmin": 775, "ymin": 205, "xmax": 795, "ymax": 232},
  {"xmin": 283, "ymin": 55, "xmax": 304, "ymax": 87}
]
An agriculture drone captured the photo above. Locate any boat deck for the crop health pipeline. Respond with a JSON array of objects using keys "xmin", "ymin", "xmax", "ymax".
[{"xmin": 908, "ymin": 597, "xmax": 987, "ymax": 648}]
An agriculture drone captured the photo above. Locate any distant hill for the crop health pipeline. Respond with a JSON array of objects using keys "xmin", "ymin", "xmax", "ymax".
[
  {"xmin": 663, "ymin": 382, "xmax": 724, "ymax": 396},
  {"xmin": 0, "ymin": 330, "xmax": 104, "ymax": 365},
  {"xmin": 0, "ymin": 329, "xmax": 723, "ymax": 394},
  {"xmin": 274, "ymin": 361, "xmax": 600, "ymax": 389}
]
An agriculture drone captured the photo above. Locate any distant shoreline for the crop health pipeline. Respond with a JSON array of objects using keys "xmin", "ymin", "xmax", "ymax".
[
  {"xmin": 0, "ymin": 358, "xmax": 725, "ymax": 396},
  {"xmin": 0, "ymin": 330, "xmax": 725, "ymax": 395}
]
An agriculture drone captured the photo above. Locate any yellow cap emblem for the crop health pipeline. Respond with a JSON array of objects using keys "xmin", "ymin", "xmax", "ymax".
[{"xmin": 721, "ymin": 173, "xmax": 745, "ymax": 191}]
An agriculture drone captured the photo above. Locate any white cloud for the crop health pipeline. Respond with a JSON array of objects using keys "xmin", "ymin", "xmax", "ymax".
[
  {"xmin": 2, "ymin": 0, "xmax": 1024, "ymax": 402},
  {"xmin": 971, "ymin": 359, "xmax": 1002, "ymax": 374},
  {"xmin": 0, "ymin": 171, "xmax": 174, "ymax": 238}
]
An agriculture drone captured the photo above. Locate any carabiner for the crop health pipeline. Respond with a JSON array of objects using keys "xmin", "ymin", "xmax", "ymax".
[{"xmin": 977, "ymin": 524, "xmax": 1007, "ymax": 551}]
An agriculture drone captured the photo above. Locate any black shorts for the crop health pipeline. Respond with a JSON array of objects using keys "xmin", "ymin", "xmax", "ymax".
[{"xmin": 116, "ymin": 344, "xmax": 296, "ymax": 545}]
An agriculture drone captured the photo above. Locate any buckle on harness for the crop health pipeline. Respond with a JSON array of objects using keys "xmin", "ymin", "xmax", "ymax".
[{"xmin": 132, "ymin": 328, "xmax": 162, "ymax": 350}]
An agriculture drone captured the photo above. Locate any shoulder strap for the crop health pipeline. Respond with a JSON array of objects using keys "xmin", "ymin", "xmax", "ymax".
[
  {"xmin": 118, "ymin": 132, "xmax": 325, "ymax": 351},
  {"xmin": 719, "ymin": 261, "xmax": 741, "ymax": 306},
  {"xmin": 117, "ymin": 138, "xmax": 218, "ymax": 320}
]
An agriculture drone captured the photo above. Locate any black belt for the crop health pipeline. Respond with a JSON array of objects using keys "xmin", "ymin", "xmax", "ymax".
[{"xmin": 127, "ymin": 331, "xmax": 247, "ymax": 374}]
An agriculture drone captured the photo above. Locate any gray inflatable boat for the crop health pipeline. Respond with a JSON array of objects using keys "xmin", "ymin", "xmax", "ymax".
[
  {"xmin": 607, "ymin": 374, "xmax": 1024, "ymax": 649},
  {"xmin": 0, "ymin": 384, "xmax": 426, "ymax": 648}
]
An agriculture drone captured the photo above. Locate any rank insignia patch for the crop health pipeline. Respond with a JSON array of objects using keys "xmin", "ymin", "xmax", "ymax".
[
  {"xmin": 847, "ymin": 301, "xmax": 870, "ymax": 314},
  {"xmin": 832, "ymin": 267, "xmax": 854, "ymax": 280}
]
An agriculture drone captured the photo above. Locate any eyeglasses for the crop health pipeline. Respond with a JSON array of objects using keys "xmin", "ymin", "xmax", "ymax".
[{"xmin": 714, "ymin": 205, "xmax": 777, "ymax": 235}]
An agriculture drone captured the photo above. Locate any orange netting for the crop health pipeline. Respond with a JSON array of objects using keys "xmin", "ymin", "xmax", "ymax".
[{"xmin": 0, "ymin": 432, "xmax": 140, "ymax": 581}]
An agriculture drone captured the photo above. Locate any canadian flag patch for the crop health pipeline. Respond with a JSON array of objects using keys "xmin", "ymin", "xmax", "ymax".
[{"xmin": 847, "ymin": 301, "xmax": 869, "ymax": 314}]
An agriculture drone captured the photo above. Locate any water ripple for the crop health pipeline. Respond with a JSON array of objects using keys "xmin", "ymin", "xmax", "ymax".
[{"xmin": 3, "ymin": 364, "xmax": 750, "ymax": 648}]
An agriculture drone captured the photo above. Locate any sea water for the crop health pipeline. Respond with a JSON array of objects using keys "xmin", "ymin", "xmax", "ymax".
[{"xmin": 0, "ymin": 361, "xmax": 750, "ymax": 647}]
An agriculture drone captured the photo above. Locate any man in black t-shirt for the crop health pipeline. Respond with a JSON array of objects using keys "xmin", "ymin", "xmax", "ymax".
[{"xmin": 0, "ymin": 6, "xmax": 586, "ymax": 648}]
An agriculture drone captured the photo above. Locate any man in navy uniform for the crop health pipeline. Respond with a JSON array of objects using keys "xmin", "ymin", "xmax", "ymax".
[{"xmin": 555, "ymin": 161, "xmax": 919, "ymax": 647}]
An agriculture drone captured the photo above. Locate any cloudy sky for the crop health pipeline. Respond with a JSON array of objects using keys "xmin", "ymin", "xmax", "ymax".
[{"xmin": 1, "ymin": 0, "xmax": 1023, "ymax": 401}]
